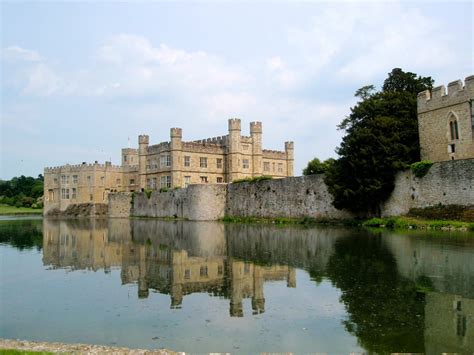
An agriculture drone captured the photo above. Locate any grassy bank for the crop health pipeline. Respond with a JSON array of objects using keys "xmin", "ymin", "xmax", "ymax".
[
  {"xmin": 221, "ymin": 215, "xmax": 474, "ymax": 231},
  {"xmin": 0, "ymin": 204, "xmax": 42, "ymax": 215}
]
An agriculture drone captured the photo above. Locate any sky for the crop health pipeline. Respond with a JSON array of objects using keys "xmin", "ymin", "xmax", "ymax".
[{"xmin": 1, "ymin": 0, "xmax": 473, "ymax": 179}]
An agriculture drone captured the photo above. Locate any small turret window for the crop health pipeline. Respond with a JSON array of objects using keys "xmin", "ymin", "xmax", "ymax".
[{"xmin": 448, "ymin": 114, "xmax": 459, "ymax": 140}]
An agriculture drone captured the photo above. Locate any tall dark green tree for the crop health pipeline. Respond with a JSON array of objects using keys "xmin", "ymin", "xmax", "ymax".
[{"xmin": 325, "ymin": 68, "xmax": 433, "ymax": 214}]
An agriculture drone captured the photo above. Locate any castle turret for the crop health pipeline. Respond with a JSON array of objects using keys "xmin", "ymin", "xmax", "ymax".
[
  {"xmin": 122, "ymin": 148, "xmax": 138, "ymax": 167},
  {"xmin": 170, "ymin": 128, "xmax": 183, "ymax": 188},
  {"xmin": 138, "ymin": 135, "xmax": 149, "ymax": 190},
  {"xmin": 285, "ymin": 141, "xmax": 294, "ymax": 176},
  {"xmin": 228, "ymin": 118, "xmax": 242, "ymax": 182},
  {"xmin": 250, "ymin": 121, "xmax": 263, "ymax": 177}
]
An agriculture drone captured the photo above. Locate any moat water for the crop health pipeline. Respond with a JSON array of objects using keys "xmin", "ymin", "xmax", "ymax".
[{"xmin": 0, "ymin": 217, "xmax": 473, "ymax": 353}]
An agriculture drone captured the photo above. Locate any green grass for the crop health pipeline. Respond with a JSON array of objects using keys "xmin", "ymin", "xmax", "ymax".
[
  {"xmin": 0, "ymin": 204, "xmax": 42, "ymax": 215},
  {"xmin": 221, "ymin": 215, "xmax": 358, "ymax": 226},
  {"xmin": 362, "ymin": 216, "xmax": 474, "ymax": 231}
]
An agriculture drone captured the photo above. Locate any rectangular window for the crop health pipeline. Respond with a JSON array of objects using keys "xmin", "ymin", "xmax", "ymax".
[
  {"xmin": 72, "ymin": 188, "xmax": 77, "ymax": 199},
  {"xmin": 54, "ymin": 178, "xmax": 58, "ymax": 184},
  {"xmin": 130, "ymin": 179, "xmax": 135, "ymax": 185},
  {"xmin": 61, "ymin": 188, "xmax": 70, "ymax": 199},
  {"xmin": 242, "ymin": 159, "xmax": 249, "ymax": 169},
  {"xmin": 273, "ymin": 162, "xmax": 275, "ymax": 172},
  {"xmin": 216, "ymin": 158, "xmax": 223, "ymax": 169},
  {"xmin": 184, "ymin": 176, "xmax": 191, "ymax": 188},
  {"xmin": 200, "ymin": 176, "xmax": 208, "ymax": 183},
  {"xmin": 449, "ymin": 144, "xmax": 456, "ymax": 153},
  {"xmin": 160, "ymin": 175, "xmax": 171, "ymax": 188},
  {"xmin": 124, "ymin": 155, "xmax": 127, "ymax": 162},
  {"xmin": 200, "ymin": 157, "xmax": 208, "ymax": 168},
  {"xmin": 161, "ymin": 154, "xmax": 171, "ymax": 167},
  {"xmin": 184, "ymin": 156, "xmax": 191, "ymax": 167},
  {"xmin": 152, "ymin": 177, "xmax": 157, "ymax": 189},
  {"xmin": 61, "ymin": 175, "xmax": 69, "ymax": 184},
  {"xmin": 264, "ymin": 162, "xmax": 270, "ymax": 172},
  {"xmin": 278, "ymin": 163, "xmax": 283, "ymax": 173},
  {"xmin": 200, "ymin": 265, "xmax": 208, "ymax": 277},
  {"xmin": 184, "ymin": 269, "xmax": 191, "ymax": 279},
  {"xmin": 100, "ymin": 176, "xmax": 105, "ymax": 185},
  {"xmin": 217, "ymin": 177, "xmax": 223, "ymax": 183},
  {"xmin": 116, "ymin": 178, "xmax": 121, "ymax": 185},
  {"xmin": 72, "ymin": 175, "xmax": 78, "ymax": 184},
  {"xmin": 87, "ymin": 176, "xmax": 92, "ymax": 185}
]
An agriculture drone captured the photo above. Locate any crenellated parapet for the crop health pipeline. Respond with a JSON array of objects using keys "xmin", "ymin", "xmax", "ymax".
[
  {"xmin": 44, "ymin": 161, "xmax": 123, "ymax": 172},
  {"xmin": 147, "ymin": 142, "xmax": 171, "ymax": 153},
  {"xmin": 182, "ymin": 142, "xmax": 225, "ymax": 154},
  {"xmin": 193, "ymin": 135, "xmax": 228, "ymax": 145},
  {"xmin": 418, "ymin": 75, "xmax": 474, "ymax": 114},
  {"xmin": 262, "ymin": 149, "xmax": 286, "ymax": 160}
]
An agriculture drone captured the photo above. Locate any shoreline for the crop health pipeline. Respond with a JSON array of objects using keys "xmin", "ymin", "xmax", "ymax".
[{"xmin": 0, "ymin": 338, "xmax": 180, "ymax": 354}]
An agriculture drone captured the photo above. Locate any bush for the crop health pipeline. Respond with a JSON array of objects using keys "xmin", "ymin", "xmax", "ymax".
[
  {"xmin": 232, "ymin": 176, "xmax": 273, "ymax": 184},
  {"xmin": 410, "ymin": 160, "xmax": 433, "ymax": 178},
  {"xmin": 159, "ymin": 187, "xmax": 169, "ymax": 193}
]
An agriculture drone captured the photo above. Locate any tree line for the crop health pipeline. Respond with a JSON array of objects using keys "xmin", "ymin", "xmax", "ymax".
[
  {"xmin": 303, "ymin": 68, "xmax": 433, "ymax": 216},
  {"xmin": 0, "ymin": 175, "xmax": 44, "ymax": 208}
]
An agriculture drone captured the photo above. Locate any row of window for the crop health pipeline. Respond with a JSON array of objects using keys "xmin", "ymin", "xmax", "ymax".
[
  {"xmin": 56, "ymin": 175, "xmax": 123, "ymax": 186},
  {"xmin": 60, "ymin": 188, "xmax": 77, "ymax": 200},
  {"xmin": 183, "ymin": 264, "xmax": 225, "ymax": 279},
  {"xmin": 147, "ymin": 175, "xmax": 224, "ymax": 189},
  {"xmin": 264, "ymin": 162, "xmax": 284, "ymax": 173}
]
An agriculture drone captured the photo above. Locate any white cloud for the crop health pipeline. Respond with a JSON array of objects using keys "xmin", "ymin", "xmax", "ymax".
[{"xmin": 3, "ymin": 46, "xmax": 42, "ymax": 62}]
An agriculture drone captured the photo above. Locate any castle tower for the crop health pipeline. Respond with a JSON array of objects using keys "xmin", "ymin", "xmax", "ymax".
[
  {"xmin": 121, "ymin": 148, "xmax": 138, "ymax": 167},
  {"xmin": 170, "ymin": 128, "xmax": 183, "ymax": 188},
  {"xmin": 250, "ymin": 121, "xmax": 263, "ymax": 177},
  {"xmin": 252, "ymin": 265, "xmax": 265, "ymax": 314},
  {"xmin": 138, "ymin": 135, "xmax": 149, "ymax": 190},
  {"xmin": 285, "ymin": 141, "xmax": 294, "ymax": 176},
  {"xmin": 227, "ymin": 118, "xmax": 242, "ymax": 182}
]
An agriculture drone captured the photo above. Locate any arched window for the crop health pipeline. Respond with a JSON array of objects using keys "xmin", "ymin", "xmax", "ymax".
[{"xmin": 448, "ymin": 114, "xmax": 459, "ymax": 140}]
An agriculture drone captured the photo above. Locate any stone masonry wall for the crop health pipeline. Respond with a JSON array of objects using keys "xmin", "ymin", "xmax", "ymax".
[
  {"xmin": 382, "ymin": 159, "xmax": 474, "ymax": 217},
  {"xmin": 132, "ymin": 184, "xmax": 227, "ymax": 221},
  {"xmin": 108, "ymin": 192, "xmax": 133, "ymax": 218},
  {"xmin": 226, "ymin": 175, "xmax": 353, "ymax": 219}
]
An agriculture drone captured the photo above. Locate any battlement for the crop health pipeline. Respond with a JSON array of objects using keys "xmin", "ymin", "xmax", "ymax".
[
  {"xmin": 228, "ymin": 118, "xmax": 241, "ymax": 131},
  {"xmin": 122, "ymin": 148, "xmax": 137, "ymax": 154},
  {"xmin": 44, "ymin": 161, "xmax": 123, "ymax": 173},
  {"xmin": 147, "ymin": 142, "xmax": 170, "ymax": 153},
  {"xmin": 138, "ymin": 135, "xmax": 149, "ymax": 145},
  {"xmin": 182, "ymin": 142, "xmax": 225, "ymax": 154},
  {"xmin": 193, "ymin": 135, "xmax": 228, "ymax": 145},
  {"xmin": 418, "ymin": 75, "xmax": 474, "ymax": 113},
  {"xmin": 285, "ymin": 141, "xmax": 294, "ymax": 150},
  {"xmin": 262, "ymin": 149, "xmax": 286, "ymax": 159},
  {"xmin": 170, "ymin": 127, "xmax": 182, "ymax": 138},
  {"xmin": 250, "ymin": 121, "xmax": 262, "ymax": 134}
]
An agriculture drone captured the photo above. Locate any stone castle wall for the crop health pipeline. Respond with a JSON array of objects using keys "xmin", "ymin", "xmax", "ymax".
[
  {"xmin": 108, "ymin": 159, "xmax": 474, "ymax": 221},
  {"xmin": 382, "ymin": 159, "xmax": 474, "ymax": 217}
]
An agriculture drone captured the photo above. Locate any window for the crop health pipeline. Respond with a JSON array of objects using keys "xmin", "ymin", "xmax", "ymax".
[
  {"xmin": 184, "ymin": 269, "xmax": 191, "ymax": 279},
  {"xmin": 100, "ymin": 176, "xmax": 105, "ymax": 185},
  {"xmin": 216, "ymin": 158, "xmax": 223, "ymax": 169},
  {"xmin": 278, "ymin": 163, "xmax": 283, "ymax": 173},
  {"xmin": 264, "ymin": 162, "xmax": 270, "ymax": 172},
  {"xmin": 90, "ymin": 194, "xmax": 93, "ymax": 201},
  {"xmin": 61, "ymin": 188, "xmax": 70, "ymax": 199},
  {"xmin": 184, "ymin": 156, "xmax": 191, "ymax": 167},
  {"xmin": 116, "ymin": 178, "xmax": 121, "ymax": 185},
  {"xmin": 147, "ymin": 178, "xmax": 151, "ymax": 189},
  {"xmin": 200, "ymin": 265, "xmax": 208, "ymax": 277},
  {"xmin": 449, "ymin": 144, "xmax": 456, "ymax": 153},
  {"xmin": 243, "ymin": 144, "xmax": 249, "ymax": 150},
  {"xmin": 450, "ymin": 120, "xmax": 459, "ymax": 140},
  {"xmin": 217, "ymin": 177, "xmax": 223, "ymax": 183},
  {"xmin": 72, "ymin": 188, "xmax": 77, "ymax": 199},
  {"xmin": 242, "ymin": 159, "xmax": 249, "ymax": 169},
  {"xmin": 54, "ymin": 178, "xmax": 58, "ymax": 184},
  {"xmin": 48, "ymin": 190, "xmax": 54, "ymax": 201},
  {"xmin": 200, "ymin": 157, "xmax": 207, "ymax": 168},
  {"xmin": 184, "ymin": 176, "xmax": 191, "ymax": 188},
  {"xmin": 161, "ymin": 175, "xmax": 171, "ymax": 188},
  {"xmin": 200, "ymin": 176, "xmax": 208, "ymax": 183},
  {"xmin": 124, "ymin": 155, "xmax": 127, "ymax": 162},
  {"xmin": 102, "ymin": 191, "xmax": 106, "ymax": 201},
  {"xmin": 72, "ymin": 175, "xmax": 78, "ymax": 184},
  {"xmin": 61, "ymin": 175, "xmax": 69, "ymax": 184},
  {"xmin": 273, "ymin": 162, "xmax": 275, "ymax": 172},
  {"xmin": 161, "ymin": 154, "xmax": 171, "ymax": 167},
  {"xmin": 87, "ymin": 176, "xmax": 92, "ymax": 185},
  {"xmin": 130, "ymin": 179, "xmax": 135, "ymax": 185},
  {"xmin": 152, "ymin": 177, "xmax": 157, "ymax": 189}
]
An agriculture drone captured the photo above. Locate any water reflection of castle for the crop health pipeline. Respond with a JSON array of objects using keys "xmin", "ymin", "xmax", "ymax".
[
  {"xmin": 42, "ymin": 219, "xmax": 295, "ymax": 316},
  {"xmin": 42, "ymin": 219, "xmax": 474, "ymax": 351}
]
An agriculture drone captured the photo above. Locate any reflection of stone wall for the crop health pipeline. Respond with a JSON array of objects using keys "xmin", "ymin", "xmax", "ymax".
[
  {"xmin": 425, "ymin": 293, "xmax": 474, "ymax": 354},
  {"xmin": 382, "ymin": 232, "xmax": 474, "ymax": 298}
]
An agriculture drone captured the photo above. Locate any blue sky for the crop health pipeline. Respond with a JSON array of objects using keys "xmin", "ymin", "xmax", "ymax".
[{"xmin": 1, "ymin": 0, "xmax": 473, "ymax": 179}]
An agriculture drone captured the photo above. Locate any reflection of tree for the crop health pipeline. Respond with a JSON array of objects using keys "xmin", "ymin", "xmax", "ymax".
[
  {"xmin": 326, "ymin": 233, "xmax": 425, "ymax": 353},
  {"xmin": 0, "ymin": 219, "xmax": 42, "ymax": 250}
]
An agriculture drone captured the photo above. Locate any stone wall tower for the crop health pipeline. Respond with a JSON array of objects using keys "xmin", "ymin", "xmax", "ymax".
[
  {"xmin": 138, "ymin": 135, "xmax": 149, "ymax": 190},
  {"xmin": 250, "ymin": 121, "xmax": 263, "ymax": 177},
  {"xmin": 285, "ymin": 141, "xmax": 294, "ymax": 176},
  {"xmin": 227, "ymin": 118, "xmax": 242, "ymax": 182},
  {"xmin": 170, "ymin": 127, "xmax": 183, "ymax": 188}
]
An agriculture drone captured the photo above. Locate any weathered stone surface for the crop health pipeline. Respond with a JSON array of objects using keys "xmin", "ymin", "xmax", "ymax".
[
  {"xmin": 382, "ymin": 159, "xmax": 474, "ymax": 217},
  {"xmin": 45, "ymin": 203, "xmax": 108, "ymax": 217},
  {"xmin": 108, "ymin": 192, "xmax": 133, "ymax": 218},
  {"xmin": 226, "ymin": 175, "xmax": 353, "ymax": 219}
]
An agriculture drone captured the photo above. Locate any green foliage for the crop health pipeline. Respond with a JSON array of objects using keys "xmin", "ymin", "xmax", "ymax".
[
  {"xmin": 325, "ymin": 68, "xmax": 433, "ymax": 214},
  {"xmin": 159, "ymin": 187, "xmax": 169, "ymax": 192},
  {"xmin": 0, "ymin": 219, "xmax": 43, "ymax": 250},
  {"xmin": 144, "ymin": 189, "xmax": 153, "ymax": 198},
  {"xmin": 410, "ymin": 160, "xmax": 433, "ymax": 178},
  {"xmin": 302, "ymin": 158, "xmax": 335, "ymax": 176},
  {"xmin": 232, "ymin": 176, "xmax": 273, "ymax": 184},
  {"xmin": 0, "ymin": 175, "xmax": 44, "ymax": 208},
  {"xmin": 362, "ymin": 216, "xmax": 473, "ymax": 231}
]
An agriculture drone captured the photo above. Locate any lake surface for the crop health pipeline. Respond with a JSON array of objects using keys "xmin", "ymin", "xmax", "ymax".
[{"xmin": 0, "ymin": 217, "xmax": 473, "ymax": 353}]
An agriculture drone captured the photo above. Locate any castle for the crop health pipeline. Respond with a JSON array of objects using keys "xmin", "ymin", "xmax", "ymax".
[
  {"xmin": 44, "ymin": 119, "xmax": 294, "ymax": 214},
  {"xmin": 417, "ymin": 75, "xmax": 474, "ymax": 161}
]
